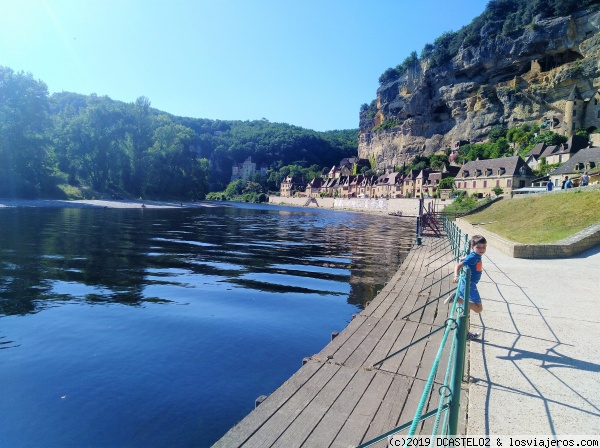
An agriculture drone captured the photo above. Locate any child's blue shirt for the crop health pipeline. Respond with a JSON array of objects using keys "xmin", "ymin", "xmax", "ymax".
[{"xmin": 462, "ymin": 251, "xmax": 483, "ymax": 284}]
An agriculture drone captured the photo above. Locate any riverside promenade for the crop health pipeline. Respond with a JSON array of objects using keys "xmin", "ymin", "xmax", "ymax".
[
  {"xmin": 215, "ymin": 224, "xmax": 600, "ymax": 447},
  {"xmin": 459, "ymin": 235, "xmax": 600, "ymax": 435},
  {"xmin": 214, "ymin": 234, "xmax": 466, "ymax": 447}
]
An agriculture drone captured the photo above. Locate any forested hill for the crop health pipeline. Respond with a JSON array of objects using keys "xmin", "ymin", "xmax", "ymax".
[{"xmin": 1, "ymin": 66, "xmax": 358, "ymax": 200}]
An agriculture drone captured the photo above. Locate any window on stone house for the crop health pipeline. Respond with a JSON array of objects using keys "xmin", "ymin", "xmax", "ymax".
[
  {"xmin": 473, "ymin": 181, "xmax": 476, "ymax": 188},
  {"xmin": 483, "ymin": 181, "xmax": 487, "ymax": 188},
  {"xmin": 597, "ymin": 110, "xmax": 600, "ymax": 118},
  {"xmin": 507, "ymin": 179, "xmax": 512, "ymax": 187},
  {"xmin": 496, "ymin": 180, "xmax": 500, "ymax": 186},
  {"xmin": 573, "ymin": 110, "xmax": 576, "ymax": 117}
]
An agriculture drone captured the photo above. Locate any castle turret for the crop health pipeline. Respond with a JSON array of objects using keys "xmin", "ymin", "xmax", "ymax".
[{"xmin": 564, "ymin": 85, "xmax": 584, "ymax": 137}]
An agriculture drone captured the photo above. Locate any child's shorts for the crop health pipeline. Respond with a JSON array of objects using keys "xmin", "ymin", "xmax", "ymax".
[{"xmin": 458, "ymin": 281, "xmax": 481, "ymax": 304}]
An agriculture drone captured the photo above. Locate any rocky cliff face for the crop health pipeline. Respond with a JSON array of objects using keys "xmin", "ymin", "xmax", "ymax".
[{"xmin": 359, "ymin": 6, "xmax": 600, "ymax": 170}]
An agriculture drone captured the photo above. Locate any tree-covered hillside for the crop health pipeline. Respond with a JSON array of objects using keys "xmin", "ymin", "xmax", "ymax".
[{"xmin": 1, "ymin": 66, "xmax": 358, "ymax": 199}]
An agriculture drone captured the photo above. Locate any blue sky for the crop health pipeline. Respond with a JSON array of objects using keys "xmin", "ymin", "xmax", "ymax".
[{"xmin": 1, "ymin": 0, "xmax": 487, "ymax": 131}]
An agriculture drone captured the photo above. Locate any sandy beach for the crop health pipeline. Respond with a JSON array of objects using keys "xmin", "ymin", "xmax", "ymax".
[{"xmin": 0, "ymin": 199, "xmax": 228, "ymax": 209}]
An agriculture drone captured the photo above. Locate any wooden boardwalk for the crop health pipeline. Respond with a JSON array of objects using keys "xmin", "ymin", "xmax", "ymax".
[{"xmin": 214, "ymin": 235, "xmax": 468, "ymax": 448}]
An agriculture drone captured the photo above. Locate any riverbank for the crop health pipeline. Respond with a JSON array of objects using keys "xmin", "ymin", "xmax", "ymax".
[
  {"xmin": 268, "ymin": 196, "xmax": 447, "ymax": 216},
  {"xmin": 0, "ymin": 199, "xmax": 228, "ymax": 209}
]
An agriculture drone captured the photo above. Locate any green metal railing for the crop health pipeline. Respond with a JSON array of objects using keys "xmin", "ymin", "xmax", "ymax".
[{"xmin": 356, "ymin": 217, "xmax": 471, "ymax": 447}]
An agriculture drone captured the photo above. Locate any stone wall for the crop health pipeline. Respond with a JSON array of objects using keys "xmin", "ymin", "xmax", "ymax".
[
  {"xmin": 456, "ymin": 218, "xmax": 600, "ymax": 259},
  {"xmin": 268, "ymin": 196, "xmax": 449, "ymax": 216}
]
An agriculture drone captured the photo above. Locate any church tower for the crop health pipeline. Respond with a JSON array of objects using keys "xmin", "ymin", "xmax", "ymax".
[{"xmin": 564, "ymin": 85, "xmax": 584, "ymax": 137}]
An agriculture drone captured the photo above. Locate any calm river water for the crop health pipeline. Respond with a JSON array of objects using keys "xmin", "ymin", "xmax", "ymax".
[{"xmin": 0, "ymin": 203, "xmax": 415, "ymax": 447}]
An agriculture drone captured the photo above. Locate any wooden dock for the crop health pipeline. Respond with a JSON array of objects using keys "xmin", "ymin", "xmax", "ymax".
[{"xmin": 214, "ymin": 235, "xmax": 468, "ymax": 447}]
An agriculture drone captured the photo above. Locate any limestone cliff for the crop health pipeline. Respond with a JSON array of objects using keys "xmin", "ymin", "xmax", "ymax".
[{"xmin": 359, "ymin": 5, "xmax": 600, "ymax": 171}]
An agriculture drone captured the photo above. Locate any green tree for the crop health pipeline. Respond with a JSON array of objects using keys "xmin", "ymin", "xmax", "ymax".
[
  {"xmin": 438, "ymin": 177, "xmax": 455, "ymax": 191},
  {"xmin": 224, "ymin": 180, "xmax": 245, "ymax": 198},
  {"xmin": 128, "ymin": 96, "xmax": 154, "ymax": 196},
  {"xmin": 0, "ymin": 66, "xmax": 52, "ymax": 197},
  {"xmin": 74, "ymin": 97, "xmax": 128, "ymax": 190},
  {"xmin": 429, "ymin": 154, "xmax": 449, "ymax": 171},
  {"xmin": 147, "ymin": 123, "xmax": 205, "ymax": 197},
  {"xmin": 533, "ymin": 130, "xmax": 567, "ymax": 146},
  {"xmin": 488, "ymin": 125, "xmax": 508, "ymax": 142}
]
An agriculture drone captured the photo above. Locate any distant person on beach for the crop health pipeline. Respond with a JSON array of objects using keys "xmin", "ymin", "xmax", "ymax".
[
  {"xmin": 445, "ymin": 234, "xmax": 486, "ymax": 340},
  {"xmin": 580, "ymin": 172, "xmax": 589, "ymax": 187},
  {"xmin": 546, "ymin": 179, "xmax": 553, "ymax": 191}
]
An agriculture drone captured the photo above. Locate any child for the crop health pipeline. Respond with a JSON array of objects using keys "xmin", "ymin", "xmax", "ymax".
[{"xmin": 445, "ymin": 235, "xmax": 486, "ymax": 340}]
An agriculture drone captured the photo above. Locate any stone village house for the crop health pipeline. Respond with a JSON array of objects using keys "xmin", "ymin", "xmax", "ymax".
[
  {"xmin": 281, "ymin": 154, "xmax": 545, "ymax": 199},
  {"xmin": 280, "ymin": 176, "xmax": 306, "ymax": 197},
  {"xmin": 524, "ymin": 135, "xmax": 589, "ymax": 171},
  {"xmin": 454, "ymin": 156, "xmax": 535, "ymax": 196},
  {"xmin": 549, "ymin": 146, "xmax": 600, "ymax": 187}
]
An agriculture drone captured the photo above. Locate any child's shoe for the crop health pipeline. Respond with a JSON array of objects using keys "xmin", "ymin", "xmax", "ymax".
[{"xmin": 467, "ymin": 332, "xmax": 480, "ymax": 340}]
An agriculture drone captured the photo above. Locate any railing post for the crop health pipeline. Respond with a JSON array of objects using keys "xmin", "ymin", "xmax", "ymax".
[
  {"xmin": 416, "ymin": 216, "xmax": 422, "ymax": 245},
  {"xmin": 448, "ymin": 268, "xmax": 471, "ymax": 434}
]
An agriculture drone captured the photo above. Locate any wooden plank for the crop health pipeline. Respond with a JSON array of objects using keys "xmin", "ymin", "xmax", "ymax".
[
  {"xmin": 379, "ymin": 320, "xmax": 418, "ymax": 374},
  {"xmin": 415, "ymin": 325, "xmax": 445, "ymax": 383},
  {"xmin": 362, "ymin": 374, "xmax": 413, "ymax": 444},
  {"xmin": 272, "ymin": 364, "xmax": 358, "ymax": 447},
  {"xmin": 315, "ymin": 315, "xmax": 368, "ymax": 361},
  {"xmin": 364, "ymin": 319, "xmax": 407, "ymax": 369},
  {"xmin": 392, "ymin": 274, "xmax": 427, "ymax": 322},
  {"xmin": 241, "ymin": 361, "xmax": 342, "ymax": 447},
  {"xmin": 213, "ymin": 360, "xmax": 325, "ymax": 447},
  {"xmin": 343, "ymin": 317, "xmax": 395, "ymax": 368},
  {"xmin": 363, "ymin": 290, "xmax": 400, "ymax": 319},
  {"xmin": 396, "ymin": 378, "xmax": 428, "ymax": 434},
  {"xmin": 395, "ymin": 323, "xmax": 432, "ymax": 377},
  {"xmin": 331, "ymin": 370, "xmax": 395, "ymax": 448},
  {"xmin": 329, "ymin": 316, "xmax": 390, "ymax": 365},
  {"xmin": 301, "ymin": 369, "xmax": 376, "ymax": 447}
]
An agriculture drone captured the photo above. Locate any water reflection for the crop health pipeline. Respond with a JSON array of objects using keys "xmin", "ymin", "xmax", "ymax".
[
  {"xmin": 0, "ymin": 204, "xmax": 414, "ymax": 316},
  {"xmin": 0, "ymin": 203, "xmax": 416, "ymax": 446}
]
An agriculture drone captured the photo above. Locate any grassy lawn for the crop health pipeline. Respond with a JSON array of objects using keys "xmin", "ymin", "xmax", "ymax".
[{"xmin": 463, "ymin": 189, "xmax": 600, "ymax": 244}]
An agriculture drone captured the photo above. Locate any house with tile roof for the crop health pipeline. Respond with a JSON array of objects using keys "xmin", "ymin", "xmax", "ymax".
[
  {"xmin": 373, "ymin": 172, "xmax": 404, "ymax": 198},
  {"xmin": 358, "ymin": 175, "xmax": 377, "ymax": 198},
  {"xmin": 549, "ymin": 147, "xmax": 600, "ymax": 187},
  {"xmin": 454, "ymin": 156, "xmax": 535, "ymax": 196},
  {"xmin": 279, "ymin": 176, "xmax": 306, "ymax": 197},
  {"xmin": 545, "ymin": 135, "xmax": 589, "ymax": 165},
  {"xmin": 524, "ymin": 143, "xmax": 547, "ymax": 170},
  {"xmin": 306, "ymin": 177, "xmax": 325, "ymax": 198},
  {"xmin": 401, "ymin": 170, "xmax": 421, "ymax": 198}
]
